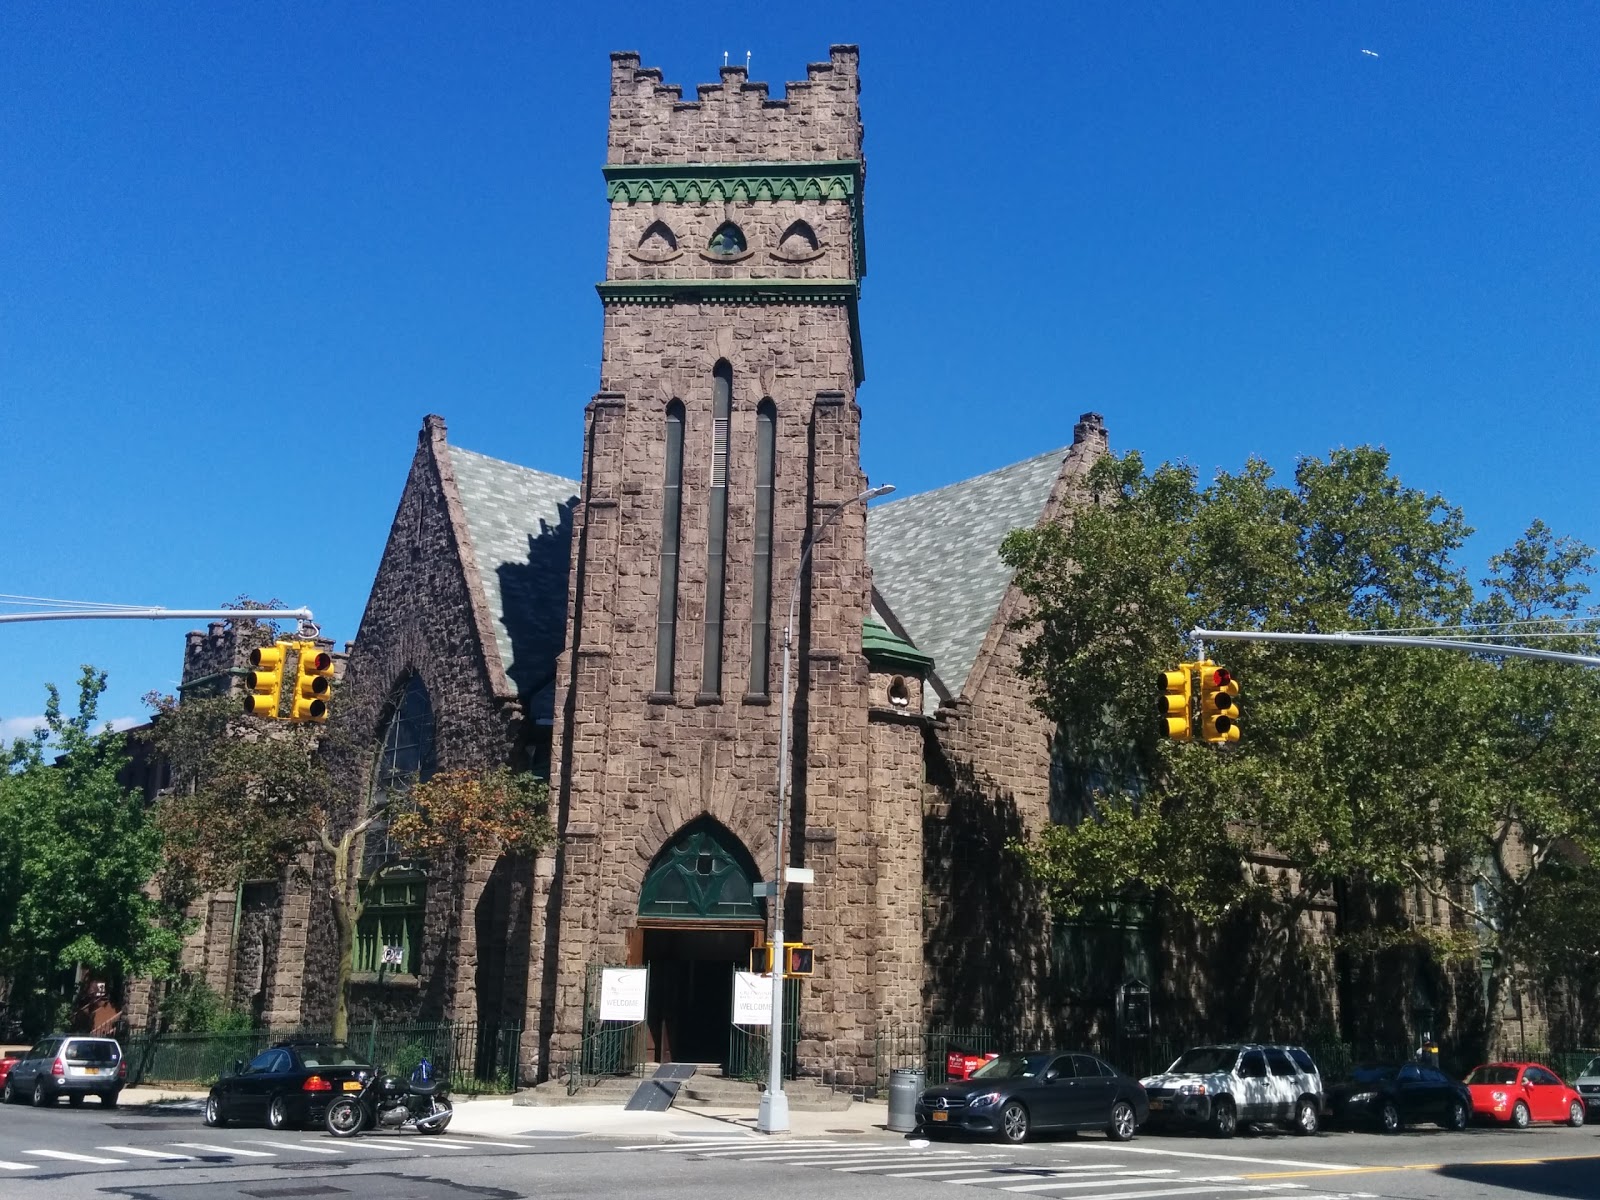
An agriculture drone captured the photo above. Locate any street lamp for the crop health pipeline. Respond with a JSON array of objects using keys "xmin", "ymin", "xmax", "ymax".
[{"xmin": 757, "ymin": 481, "xmax": 895, "ymax": 1134}]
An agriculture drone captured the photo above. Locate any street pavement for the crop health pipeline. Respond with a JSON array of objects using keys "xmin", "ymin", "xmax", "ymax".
[{"xmin": 0, "ymin": 1088, "xmax": 1594, "ymax": 1200}]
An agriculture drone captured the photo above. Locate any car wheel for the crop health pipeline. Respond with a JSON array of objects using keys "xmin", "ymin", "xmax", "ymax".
[
  {"xmin": 204, "ymin": 1093, "xmax": 227, "ymax": 1128},
  {"xmin": 1511, "ymin": 1100, "xmax": 1530, "ymax": 1129},
  {"xmin": 101, "ymin": 1091, "xmax": 119, "ymax": 1109},
  {"xmin": 267, "ymin": 1095, "xmax": 292, "ymax": 1130},
  {"xmin": 1210, "ymin": 1098, "xmax": 1237, "ymax": 1138},
  {"xmin": 1, "ymin": 1079, "xmax": 14, "ymax": 1105},
  {"xmin": 32, "ymin": 1080, "xmax": 51, "ymax": 1107},
  {"xmin": 999, "ymin": 1100, "xmax": 1030, "ymax": 1144},
  {"xmin": 1292, "ymin": 1097, "xmax": 1319, "ymax": 1135},
  {"xmin": 1379, "ymin": 1101, "xmax": 1401, "ymax": 1133},
  {"xmin": 1567, "ymin": 1100, "xmax": 1585, "ymax": 1128},
  {"xmin": 1445, "ymin": 1099, "xmax": 1468, "ymax": 1131},
  {"xmin": 68, "ymin": 1093, "xmax": 84, "ymax": 1107},
  {"xmin": 1108, "ymin": 1099, "xmax": 1137, "ymax": 1142}
]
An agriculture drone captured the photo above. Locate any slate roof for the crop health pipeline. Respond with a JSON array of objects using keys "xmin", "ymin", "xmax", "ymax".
[
  {"xmin": 866, "ymin": 446, "xmax": 1069, "ymax": 710},
  {"xmin": 446, "ymin": 445, "xmax": 579, "ymax": 717}
]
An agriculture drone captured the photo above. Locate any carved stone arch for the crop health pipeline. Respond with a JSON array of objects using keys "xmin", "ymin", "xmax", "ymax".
[
  {"xmin": 637, "ymin": 817, "xmax": 763, "ymax": 921},
  {"xmin": 772, "ymin": 218, "xmax": 825, "ymax": 263},
  {"xmin": 701, "ymin": 220, "xmax": 753, "ymax": 262},
  {"xmin": 629, "ymin": 218, "xmax": 683, "ymax": 263}
]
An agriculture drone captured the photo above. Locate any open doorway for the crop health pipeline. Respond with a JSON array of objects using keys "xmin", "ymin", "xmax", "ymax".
[{"xmin": 640, "ymin": 926, "xmax": 758, "ymax": 1065}]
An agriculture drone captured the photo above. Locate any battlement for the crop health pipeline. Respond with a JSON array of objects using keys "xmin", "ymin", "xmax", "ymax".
[{"xmin": 607, "ymin": 45, "xmax": 861, "ymax": 165}]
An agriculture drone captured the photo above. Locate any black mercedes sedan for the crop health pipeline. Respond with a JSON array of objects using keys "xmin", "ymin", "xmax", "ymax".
[
  {"xmin": 205, "ymin": 1041, "xmax": 372, "ymax": 1130},
  {"xmin": 915, "ymin": 1051, "xmax": 1149, "ymax": 1143},
  {"xmin": 1328, "ymin": 1062, "xmax": 1472, "ymax": 1133}
]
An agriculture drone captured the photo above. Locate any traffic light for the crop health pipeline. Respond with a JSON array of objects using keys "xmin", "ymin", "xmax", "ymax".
[
  {"xmin": 749, "ymin": 944, "xmax": 772, "ymax": 974},
  {"xmin": 244, "ymin": 645, "xmax": 284, "ymax": 719},
  {"xmin": 290, "ymin": 643, "xmax": 334, "ymax": 722},
  {"xmin": 1200, "ymin": 665, "xmax": 1240, "ymax": 745},
  {"xmin": 785, "ymin": 944, "xmax": 814, "ymax": 976},
  {"xmin": 1158, "ymin": 667, "xmax": 1192, "ymax": 741}
]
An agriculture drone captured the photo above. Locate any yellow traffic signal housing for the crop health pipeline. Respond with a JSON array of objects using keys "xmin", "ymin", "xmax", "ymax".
[
  {"xmin": 786, "ymin": 944, "xmax": 815, "ymax": 976},
  {"xmin": 244, "ymin": 645, "xmax": 284, "ymax": 718},
  {"xmin": 1200, "ymin": 666, "xmax": 1240, "ymax": 744},
  {"xmin": 291, "ymin": 643, "xmax": 334, "ymax": 722},
  {"xmin": 749, "ymin": 944, "xmax": 772, "ymax": 973},
  {"xmin": 1158, "ymin": 667, "xmax": 1193, "ymax": 740}
]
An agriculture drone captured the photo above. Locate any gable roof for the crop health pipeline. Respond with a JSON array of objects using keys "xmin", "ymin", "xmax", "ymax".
[
  {"xmin": 446, "ymin": 445, "xmax": 579, "ymax": 717},
  {"xmin": 866, "ymin": 446, "xmax": 1070, "ymax": 707}
]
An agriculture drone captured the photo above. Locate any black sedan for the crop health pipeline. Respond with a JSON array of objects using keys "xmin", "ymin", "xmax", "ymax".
[
  {"xmin": 1328, "ymin": 1062, "xmax": 1471, "ymax": 1133},
  {"xmin": 205, "ymin": 1041, "xmax": 371, "ymax": 1130},
  {"xmin": 916, "ymin": 1051, "xmax": 1149, "ymax": 1143}
]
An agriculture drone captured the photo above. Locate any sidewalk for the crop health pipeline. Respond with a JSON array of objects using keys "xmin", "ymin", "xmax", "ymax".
[{"xmin": 118, "ymin": 1086, "xmax": 900, "ymax": 1143}]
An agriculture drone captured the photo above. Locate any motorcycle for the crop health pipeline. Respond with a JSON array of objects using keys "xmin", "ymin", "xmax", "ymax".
[{"xmin": 325, "ymin": 1059, "xmax": 452, "ymax": 1137}]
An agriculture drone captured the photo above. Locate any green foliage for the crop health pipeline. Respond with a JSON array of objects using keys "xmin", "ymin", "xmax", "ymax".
[
  {"xmin": 0, "ymin": 668, "xmax": 185, "ymax": 1035},
  {"xmin": 1001, "ymin": 445, "xmax": 1600, "ymax": 1017},
  {"xmin": 159, "ymin": 975, "xmax": 254, "ymax": 1034}
]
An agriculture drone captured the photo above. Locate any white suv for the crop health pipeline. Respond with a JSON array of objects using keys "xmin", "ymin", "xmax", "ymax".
[{"xmin": 1140, "ymin": 1044, "xmax": 1324, "ymax": 1137}]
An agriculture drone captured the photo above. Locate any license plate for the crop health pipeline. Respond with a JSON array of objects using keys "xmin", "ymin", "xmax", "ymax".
[
  {"xmin": 83, "ymin": 1068, "xmax": 100, "ymax": 1075},
  {"xmin": 931, "ymin": 1110, "xmax": 948, "ymax": 1122},
  {"xmin": 342, "ymin": 1081, "xmax": 362, "ymax": 1091},
  {"xmin": 1148, "ymin": 1098, "xmax": 1164, "ymax": 1110}
]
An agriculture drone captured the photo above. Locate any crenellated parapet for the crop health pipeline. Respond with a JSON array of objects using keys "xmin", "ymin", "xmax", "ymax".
[{"xmin": 607, "ymin": 45, "xmax": 861, "ymax": 165}]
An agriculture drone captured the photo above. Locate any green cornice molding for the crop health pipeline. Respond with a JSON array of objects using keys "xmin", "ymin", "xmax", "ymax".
[
  {"xmin": 863, "ymin": 618, "xmax": 933, "ymax": 674},
  {"xmin": 596, "ymin": 278, "xmax": 864, "ymax": 384},
  {"xmin": 603, "ymin": 159, "xmax": 867, "ymax": 281}
]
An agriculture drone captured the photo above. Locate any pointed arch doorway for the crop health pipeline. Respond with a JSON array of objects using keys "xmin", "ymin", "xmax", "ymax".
[{"xmin": 630, "ymin": 819, "xmax": 765, "ymax": 1066}]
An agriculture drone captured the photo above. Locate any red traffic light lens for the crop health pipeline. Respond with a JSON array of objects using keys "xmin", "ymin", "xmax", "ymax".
[
  {"xmin": 1209, "ymin": 668, "xmax": 1232, "ymax": 687},
  {"xmin": 305, "ymin": 651, "xmax": 332, "ymax": 672}
]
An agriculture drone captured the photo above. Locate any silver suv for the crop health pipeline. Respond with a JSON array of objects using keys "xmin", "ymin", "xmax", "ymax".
[
  {"xmin": 1575, "ymin": 1055, "xmax": 1600, "ymax": 1119},
  {"xmin": 1140, "ymin": 1043, "xmax": 1324, "ymax": 1137},
  {"xmin": 1, "ymin": 1035, "xmax": 125, "ymax": 1107}
]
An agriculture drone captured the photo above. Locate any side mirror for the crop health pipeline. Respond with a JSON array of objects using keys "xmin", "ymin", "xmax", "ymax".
[
  {"xmin": 233, "ymin": 1059, "xmax": 245, "ymax": 1075},
  {"xmin": 1044, "ymin": 1069, "xmax": 1060, "ymax": 1082}
]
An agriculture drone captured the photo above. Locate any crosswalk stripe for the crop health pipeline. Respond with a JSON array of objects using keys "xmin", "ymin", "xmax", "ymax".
[
  {"xmin": 249, "ymin": 1141, "xmax": 341, "ymax": 1155},
  {"xmin": 24, "ymin": 1150, "xmax": 126, "ymax": 1164},
  {"xmin": 444, "ymin": 1140, "xmax": 532, "ymax": 1148},
  {"xmin": 335, "ymin": 1141, "xmax": 412, "ymax": 1151},
  {"xmin": 99, "ymin": 1147, "xmax": 195, "ymax": 1160},
  {"xmin": 408, "ymin": 1139, "xmax": 480, "ymax": 1148},
  {"xmin": 950, "ymin": 1171, "xmax": 1179, "ymax": 1188},
  {"xmin": 748, "ymin": 1150, "xmax": 971, "ymax": 1165},
  {"xmin": 646, "ymin": 1138, "xmax": 761, "ymax": 1148},
  {"xmin": 171, "ymin": 1142, "xmax": 274, "ymax": 1157},
  {"xmin": 833, "ymin": 1156, "xmax": 1011, "ymax": 1172},
  {"xmin": 884, "ymin": 1165, "xmax": 1026, "ymax": 1179},
  {"xmin": 1001, "ymin": 1183, "xmax": 1300, "ymax": 1197},
  {"xmin": 1064, "ymin": 1145, "xmax": 1353, "ymax": 1171},
  {"xmin": 655, "ymin": 1141, "xmax": 858, "ymax": 1155},
  {"xmin": 0, "ymin": 1162, "xmax": 40, "ymax": 1171}
]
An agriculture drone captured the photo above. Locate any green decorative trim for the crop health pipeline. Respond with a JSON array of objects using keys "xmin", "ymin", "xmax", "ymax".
[
  {"xmin": 603, "ymin": 159, "xmax": 867, "ymax": 282},
  {"xmin": 597, "ymin": 278, "xmax": 865, "ymax": 384},
  {"xmin": 638, "ymin": 821, "xmax": 763, "ymax": 921},
  {"xmin": 863, "ymin": 617, "xmax": 933, "ymax": 673}
]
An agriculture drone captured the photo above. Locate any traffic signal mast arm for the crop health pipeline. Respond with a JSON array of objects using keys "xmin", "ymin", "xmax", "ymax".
[
  {"xmin": 1190, "ymin": 627, "xmax": 1600, "ymax": 668},
  {"xmin": 0, "ymin": 606, "xmax": 315, "ymax": 630}
]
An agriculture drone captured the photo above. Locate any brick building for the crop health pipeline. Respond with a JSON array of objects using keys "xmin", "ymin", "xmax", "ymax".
[{"xmin": 137, "ymin": 46, "xmax": 1521, "ymax": 1084}]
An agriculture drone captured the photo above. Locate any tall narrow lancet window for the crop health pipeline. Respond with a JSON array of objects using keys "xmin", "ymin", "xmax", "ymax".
[
  {"xmin": 749, "ymin": 399, "xmax": 777, "ymax": 694},
  {"xmin": 701, "ymin": 361, "xmax": 733, "ymax": 695},
  {"xmin": 655, "ymin": 401, "xmax": 686, "ymax": 694}
]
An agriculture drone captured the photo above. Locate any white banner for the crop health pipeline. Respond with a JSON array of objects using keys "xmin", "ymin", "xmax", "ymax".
[
  {"xmin": 599, "ymin": 967, "xmax": 648, "ymax": 1022},
  {"xmin": 732, "ymin": 970, "xmax": 772, "ymax": 1026}
]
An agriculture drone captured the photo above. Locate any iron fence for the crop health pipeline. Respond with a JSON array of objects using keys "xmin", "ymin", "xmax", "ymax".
[{"xmin": 122, "ymin": 1021, "xmax": 521, "ymax": 1096}]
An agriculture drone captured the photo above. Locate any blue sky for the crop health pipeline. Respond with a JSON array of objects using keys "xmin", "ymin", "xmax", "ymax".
[{"xmin": 4, "ymin": 2, "xmax": 1597, "ymax": 737}]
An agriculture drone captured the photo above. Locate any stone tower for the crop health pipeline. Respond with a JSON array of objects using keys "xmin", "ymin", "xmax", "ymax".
[{"xmin": 540, "ymin": 46, "xmax": 906, "ymax": 1082}]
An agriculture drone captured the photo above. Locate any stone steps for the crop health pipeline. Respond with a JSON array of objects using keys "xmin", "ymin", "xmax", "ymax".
[{"xmin": 513, "ymin": 1071, "xmax": 851, "ymax": 1111}]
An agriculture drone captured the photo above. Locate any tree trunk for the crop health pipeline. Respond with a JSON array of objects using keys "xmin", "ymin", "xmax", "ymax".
[{"xmin": 327, "ymin": 828, "xmax": 362, "ymax": 1044}]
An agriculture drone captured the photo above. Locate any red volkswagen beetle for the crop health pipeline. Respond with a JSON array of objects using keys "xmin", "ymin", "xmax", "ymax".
[{"xmin": 1464, "ymin": 1062, "xmax": 1585, "ymax": 1128}]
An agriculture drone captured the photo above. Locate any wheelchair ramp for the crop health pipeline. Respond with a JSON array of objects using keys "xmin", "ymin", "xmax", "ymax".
[{"xmin": 625, "ymin": 1063, "xmax": 698, "ymax": 1111}]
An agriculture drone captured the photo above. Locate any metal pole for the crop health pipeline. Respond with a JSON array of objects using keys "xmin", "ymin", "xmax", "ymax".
[
  {"xmin": 1190, "ymin": 627, "xmax": 1600, "ymax": 668},
  {"xmin": 0, "ymin": 607, "xmax": 314, "ymax": 626},
  {"xmin": 757, "ymin": 482, "xmax": 893, "ymax": 1135}
]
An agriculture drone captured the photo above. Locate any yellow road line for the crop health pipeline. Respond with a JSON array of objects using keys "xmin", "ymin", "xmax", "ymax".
[{"xmin": 1243, "ymin": 1152, "xmax": 1600, "ymax": 1180}]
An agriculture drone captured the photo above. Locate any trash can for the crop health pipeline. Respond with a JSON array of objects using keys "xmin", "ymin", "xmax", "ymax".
[{"xmin": 888, "ymin": 1066, "xmax": 925, "ymax": 1133}]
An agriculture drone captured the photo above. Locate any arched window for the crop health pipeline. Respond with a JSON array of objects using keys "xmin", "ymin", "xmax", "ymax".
[
  {"xmin": 749, "ymin": 399, "xmax": 777, "ymax": 693},
  {"xmin": 655, "ymin": 401, "xmax": 685, "ymax": 694},
  {"xmin": 706, "ymin": 222, "xmax": 747, "ymax": 257},
  {"xmin": 638, "ymin": 819, "xmax": 762, "ymax": 920},
  {"xmin": 701, "ymin": 363, "xmax": 732, "ymax": 695},
  {"xmin": 366, "ymin": 675, "xmax": 437, "ymax": 867}
]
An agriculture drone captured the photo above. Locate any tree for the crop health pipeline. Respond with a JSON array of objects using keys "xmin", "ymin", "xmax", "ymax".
[
  {"xmin": 999, "ymin": 447, "xmax": 1600, "ymax": 1044},
  {"xmin": 146, "ymin": 689, "xmax": 552, "ymax": 1042},
  {"xmin": 0, "ymin": 668, "xmax": 184, "ymax": 1036}
]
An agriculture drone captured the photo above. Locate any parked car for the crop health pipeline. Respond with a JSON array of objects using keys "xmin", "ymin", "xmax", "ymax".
[
  {"xmin": 915, "ymin": 1051, "xmax": 1149, "ymax": 1144},
  {"xmin": 1140, "ymin": 1044, "xmax": 1325, "ymax": 1137},
  {"xmin": 205, "ymin": 1041, "xmax": 372, "ymax": 1131},
  {"xmin": 0, "ymin": 1035, "xmax": 124, "ymax": 1107},
  {"xmin": 1328, "ymin": 1062, "xmax": 1471, "ymax": 1132},
  {"xmin": 1573, "ymin": 1056, "xmax": 1600, "ymax": 1120},
  {"xmin": 0, "ymin": 1051, "xmax": 24, "ymax": 1091},
  {"xmin": 1464, "ymin": 1062, "xmax": 1585, "ymax": 1128}
]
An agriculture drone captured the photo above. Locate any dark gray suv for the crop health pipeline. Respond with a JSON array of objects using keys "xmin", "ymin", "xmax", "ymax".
[{"xmin": 1, "ymin": 1035, "xmax": 125, "ymax": 1107}]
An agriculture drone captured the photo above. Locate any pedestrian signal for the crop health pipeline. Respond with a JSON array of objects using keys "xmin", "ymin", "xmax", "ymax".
[
  {"xmin": 291, "ymin": 643, "xmax": 334, "ymax": 722},
  {"xmin": 786, "ymin": 944, "xmax": 815, "ymax": 976},
  {"xmin": 1158, "ymin": 668, "xmax": 1192, "ymax": 740},
  {"xmin": 244, "ymin": 645, "xmax": 284, "ymax": 719},
  {"xmin": 1200, "ymin": 666, "xmax": 1240, "ymax": 745}
]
